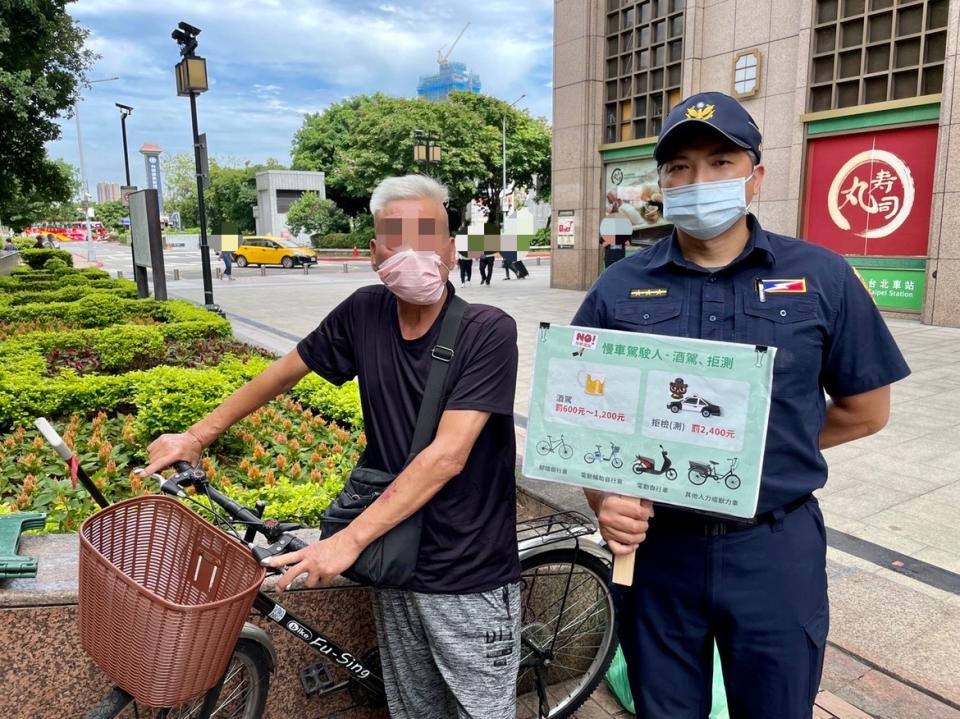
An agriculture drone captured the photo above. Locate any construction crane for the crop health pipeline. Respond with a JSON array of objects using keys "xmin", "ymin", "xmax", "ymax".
[{"xmin": 437, "ymin": 21, "xmax": 470, "ymax": 67}]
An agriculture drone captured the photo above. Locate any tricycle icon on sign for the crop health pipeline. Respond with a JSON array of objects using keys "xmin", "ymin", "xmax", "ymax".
[
  {"xmin": 688, "ymin": 458, "xmax": 741, "ymax": 490},
  {"xmin": 632, "ymin": 445, "xmax": 677, "ymax": 480},
  {"xmin": 584, "ymin": 442, "xmax": 623, "ymax": 469}
]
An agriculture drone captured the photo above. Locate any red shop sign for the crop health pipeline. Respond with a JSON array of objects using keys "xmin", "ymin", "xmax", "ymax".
[{"xmin": 801, "ymin": 124, "xmax": 938, "ymax": 256}]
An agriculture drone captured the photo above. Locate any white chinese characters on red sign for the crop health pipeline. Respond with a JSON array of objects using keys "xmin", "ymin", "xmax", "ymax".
[{"xmin": 827, "ymin": 149, "xmax": 915, "ymax": 240}]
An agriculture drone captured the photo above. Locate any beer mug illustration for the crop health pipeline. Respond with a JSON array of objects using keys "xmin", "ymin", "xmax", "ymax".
[{"xmin": 577, "ymin": 370, "xmax": 607, "ymax": 396}]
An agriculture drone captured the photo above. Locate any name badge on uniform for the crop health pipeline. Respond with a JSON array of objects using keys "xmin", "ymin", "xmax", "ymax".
[
  {"xmin": 757, "ymin": 278, "xmax": 806, "ymax": 302},
  {"xmin": 630, "ymin": 288, "xmax": 669, "ymax": 298}
]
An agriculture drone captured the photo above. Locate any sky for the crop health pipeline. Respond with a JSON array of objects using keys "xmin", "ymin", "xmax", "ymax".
[{"xmin": 48, "ymin": 0, "xmax": 554, "ymax": 196}]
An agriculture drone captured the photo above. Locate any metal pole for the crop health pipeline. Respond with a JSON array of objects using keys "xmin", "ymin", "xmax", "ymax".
[
  {"xmin": 189, "ymin": 91, "xmax": 215, "ymax": 308},
  {"xmin": 74, "ymin": 104, "xmax": 94, "ymax": 263},
  {"xmin": 120, "ymin": 111, "xmax": 136, "ymax": 279},
  {"xmin": 120, "ymin": 114, "xmax": 131, "ymax": 186},
  {"xmin": 501, "ymin": 115, "xmax": 507, "ymax": 226}
]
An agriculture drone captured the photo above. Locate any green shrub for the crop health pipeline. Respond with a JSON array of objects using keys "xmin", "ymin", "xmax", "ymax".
[
  {"xmin": 132, "ymin": 366, "xmax": 238, "ymax": 439},
  {"xmin": 11, "ymin": 236, "xmax": 36, "ymax": 251},
  {"xmin": 42, "ymin": 257, "xmax": 69, "ymax": 271},
  {"xmin": 95, "ymin": 325, "xmax": 166, "ymax": 371},
  {"xmin": 290, "ymin": 375, "xmax": 363, "ymax": 428},
  {"xmin": 68, "ymin": 293, "xmax": 129, "ymax": 328},
  {"xmin": 531, "ymin": 227, "xmax": 551, "ymax": 247},
  {"xmin": 311, "ymin": 233, "xmax": 354, "ymax": 249},
  {"xmin": 19, "ymin": 248, "xmax": 74, "ymax": 270}
]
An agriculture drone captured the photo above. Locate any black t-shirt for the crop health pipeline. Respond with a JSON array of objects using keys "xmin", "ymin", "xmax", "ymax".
[{"xmin": 296, "ymin": 283, "xmax": 520, "ymax": 593}]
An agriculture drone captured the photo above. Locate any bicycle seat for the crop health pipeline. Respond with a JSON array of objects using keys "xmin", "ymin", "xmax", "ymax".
[{"xmin": 709, "ymin": 460, "xmax": 718, "ymax": 465}]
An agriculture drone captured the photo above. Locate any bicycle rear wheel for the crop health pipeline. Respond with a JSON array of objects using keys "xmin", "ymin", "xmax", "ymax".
[
  {"xmin": 516, "ymin": 548, "xmax": 617, "ymax": 719},
  {"xmin": 84, "ymin": 639, "xmax": 270, "ymax": 719}
]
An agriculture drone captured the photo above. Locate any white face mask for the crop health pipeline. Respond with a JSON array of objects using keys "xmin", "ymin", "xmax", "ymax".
[
  {"xmin": 662, "ymin": 173, "xmax": 754, "ymax": 240},
  {"xmin": 376, "ymin": 249, "xmax": 446, "ymax": 305}
]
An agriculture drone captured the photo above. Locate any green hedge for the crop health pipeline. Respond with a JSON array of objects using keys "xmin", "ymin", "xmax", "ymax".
[
  {"xmin": 18, "ymin": 248, "xmax": 74, "ymax": 269},
  {"xmin": 289, "ymin": 375, "xmax": 363, "ymax": 428}
]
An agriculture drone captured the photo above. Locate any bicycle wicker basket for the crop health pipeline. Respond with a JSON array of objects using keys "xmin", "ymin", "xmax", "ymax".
[{"xmin": 78, "ymin": 495, "xmax": 266, "ymax": 708}]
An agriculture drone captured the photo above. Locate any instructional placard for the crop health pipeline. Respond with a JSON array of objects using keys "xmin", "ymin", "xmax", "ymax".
[{"xmin": 522, "ymin": 324, "xmax": 776, "ymax": 519}]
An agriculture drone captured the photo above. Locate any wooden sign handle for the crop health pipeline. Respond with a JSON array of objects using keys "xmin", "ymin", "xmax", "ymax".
[{"xmin": 612, "ymin": 550, "xmax": 635, "ymax": 586}]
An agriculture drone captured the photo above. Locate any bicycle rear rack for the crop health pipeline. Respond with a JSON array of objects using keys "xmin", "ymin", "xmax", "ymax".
[{"xmin": 516, "ymin": 511, "xmax": 596, "ymax": 554}]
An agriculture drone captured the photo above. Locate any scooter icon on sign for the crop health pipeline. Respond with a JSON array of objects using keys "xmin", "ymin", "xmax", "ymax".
[{"xmin": 633, "ymin": 445, "xmax": 677, "ymax": 480}]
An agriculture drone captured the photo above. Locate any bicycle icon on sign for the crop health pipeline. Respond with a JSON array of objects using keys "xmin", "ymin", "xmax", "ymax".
[{"xmin": 536, "ymin": 434, "xmax": 574, "ymax": 460}]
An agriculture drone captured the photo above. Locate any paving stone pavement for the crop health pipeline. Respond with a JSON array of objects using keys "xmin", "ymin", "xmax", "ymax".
[{"xmin": 69, "ymin": 243, "xmax": 960, "ymax": 718}]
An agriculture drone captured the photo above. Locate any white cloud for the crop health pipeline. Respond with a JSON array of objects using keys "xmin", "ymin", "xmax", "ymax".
[{"xmin": 49, "ymin": 0, "xmax": 553, "ymax": 188}]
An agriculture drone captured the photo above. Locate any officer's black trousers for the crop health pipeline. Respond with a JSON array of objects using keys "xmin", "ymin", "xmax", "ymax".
[{"xmin": 614, "ymin": 497, "xmax": 829, "ymax": 718}]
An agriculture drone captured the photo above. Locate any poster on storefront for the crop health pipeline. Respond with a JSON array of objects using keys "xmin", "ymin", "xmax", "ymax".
[
  {"xmin": 802, "ymin": 124, "xmax": 938, "ymax": 257},
  {"xmin": 604, "ymin": 158, "xmax": 668, "ymax": 231},
  {"xmin": 522, "ymin": 324, "xmax": 776, "ymax": 519},
  {"xmin": 557, "ymin": 210, "xmax": 576, "ymax": 249}
]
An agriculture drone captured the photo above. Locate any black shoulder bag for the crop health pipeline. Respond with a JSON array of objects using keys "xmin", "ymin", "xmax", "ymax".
[{"xmin": 319, "ymin": 295, "xmax": 468, "ymax": 588}]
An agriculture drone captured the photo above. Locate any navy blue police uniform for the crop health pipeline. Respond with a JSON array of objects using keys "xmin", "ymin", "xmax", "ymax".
[{"xmin": 572, "ymin": 93, "xmax": 910, "ymax": 719}]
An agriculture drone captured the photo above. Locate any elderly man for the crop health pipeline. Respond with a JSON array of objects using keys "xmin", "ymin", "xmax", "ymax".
[
  {"xmin": 141, "ymin": 174, "xmax": 522, "ymax": 719},
  {"xmin": 574, "ymin": 93, "xmax": 909, "ymax": 718}
]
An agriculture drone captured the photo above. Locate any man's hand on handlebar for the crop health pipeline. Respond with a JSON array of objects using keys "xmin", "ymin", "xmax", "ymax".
[
  {"xmin": 262, "ymin": 533, "xmax": 361, "ymax": 592},
  {"xmin": 138, "ymin": 431, "xmax": 205, "ymax": 477}
]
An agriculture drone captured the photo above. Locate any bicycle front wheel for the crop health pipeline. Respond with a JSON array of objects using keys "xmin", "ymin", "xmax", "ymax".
[
  {"xmin": 517, "ymin": 548, "xmax": 617, "ymax": 719},
  {"xmin": 85, "ymin": 639, "xmax": 270, "ymax": 719}
]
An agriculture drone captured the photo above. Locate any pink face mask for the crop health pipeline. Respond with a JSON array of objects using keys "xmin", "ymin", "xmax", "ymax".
[{"xmin": 376, "ymin": 250, "xmax": 446, "ymax": 305}]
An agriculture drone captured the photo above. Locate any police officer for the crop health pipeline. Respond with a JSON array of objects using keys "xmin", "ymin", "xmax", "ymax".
[{"xmin": 573, "ymin": 92, "xmax": 910, "ymax": 718}]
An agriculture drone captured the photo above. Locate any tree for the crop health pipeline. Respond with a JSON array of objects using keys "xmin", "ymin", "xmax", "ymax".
[
  {"xmin": 2, "ymin": 159, "xmax": 81, "ymax": 230},
  {"xmin": 291, "ymin": 91, "xmax": 552, "ymax": 227},
  {"xmin": 94, "ymin": 200, "xmax": 126, "ymax": 231},
  {"xmin": 0, "ymin": 1, "xmax": 96, "ymax": 226},
  {"xmin": 161, "ymin": 153, "xmax": 199, "ymax": 228},
  {"xmin": 286, "ymin": 194, "xmax": 350, "ymax": 237},
  {"xmin": 206, "ymin": 159, "xmax": 285, "ymax": 235}
]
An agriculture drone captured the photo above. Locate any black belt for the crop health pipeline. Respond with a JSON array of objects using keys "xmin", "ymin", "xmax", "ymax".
[{"xmin": 654, "ymin": 495, "xmax": 813, "ymax": 537}]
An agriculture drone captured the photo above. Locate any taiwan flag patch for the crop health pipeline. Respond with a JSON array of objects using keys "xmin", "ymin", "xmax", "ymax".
[{"xmin": 760, "ymin": 278, "xmax": 807, "ymax": 294}]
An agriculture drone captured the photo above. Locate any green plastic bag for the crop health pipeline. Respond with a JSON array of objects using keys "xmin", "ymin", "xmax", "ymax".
[{"xmin": 604, "ymin": 643, "xmax": 729, "ymax": 718}]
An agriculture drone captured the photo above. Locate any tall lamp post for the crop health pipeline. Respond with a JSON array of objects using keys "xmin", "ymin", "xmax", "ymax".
[
  {"xmin": 501, "ymin": 93, "xmax": 526, "ymax": 225},
  {"xmin": 115, "ymin": 103, "xmax": 134, "ymax": 186},
  {"xmin": 412, "ymin": 130, "xmax": 441, "ymax": 176},
  {"xmin": 115, "ymin": 103, "xmax": 136, "ymax": 278},
  {"xmin": 171, "ymin": 21, "xmax": 216, "ymax": 311},
  {"xmin": 74, "ymin": 76, "xmax": 119, "ymax": 263}
]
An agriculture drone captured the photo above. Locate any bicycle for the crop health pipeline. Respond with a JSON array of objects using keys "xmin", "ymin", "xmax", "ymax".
[
  {"xmin": 535, "ymin": 434, "xmax": 574, "ymax": 460},
  {"xmin": 35, "ymin": 418, "xmax": 618, "ymax": 719},
  {"xmin": 583, "ymin": 442, "xmax": 623, "ymax": 469},
  {"xmin": 687, "ymin": 457, "xmax": 742, "ymax": 490}
]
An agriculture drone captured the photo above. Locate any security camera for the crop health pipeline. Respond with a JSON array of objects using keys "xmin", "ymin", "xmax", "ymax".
[
  {"xmin": 177, "ymin": 21, "xmax": 201, "ymax": 36},
  {"xmin": 115, "ymin": 103, "xmax": 134, "ymax": 113},
  {"xmin": 171, "ymin": 28, "xmax": 190, "ymax": 43}
]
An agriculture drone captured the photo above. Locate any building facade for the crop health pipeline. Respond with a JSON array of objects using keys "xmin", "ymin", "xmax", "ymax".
[
  {"xmin": 96, "ymin": 182, "xmax": 121, "ymax": 203},
  {"xmin": 253, "ymin": 170, "xmax": 326, "ymax": 243},
  {"xmin": 552, "ymin": 0, "xmax": 959, "ymax": 326}
]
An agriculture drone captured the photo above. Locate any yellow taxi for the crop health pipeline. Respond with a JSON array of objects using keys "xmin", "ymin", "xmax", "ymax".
[{"xmin": 233, "ymin": 236, "xmax": 318, "ymax": 268}]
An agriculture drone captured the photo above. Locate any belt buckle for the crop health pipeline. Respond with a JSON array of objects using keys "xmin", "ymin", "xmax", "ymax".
[{"xmin": 704, "ymin": 522, "xmax": 727, "ymax": 537}]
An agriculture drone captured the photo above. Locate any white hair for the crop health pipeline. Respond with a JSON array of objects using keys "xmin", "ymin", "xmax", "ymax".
[{"xmin": 369, "ymin": 174, "xmax": 449, "ymax": 217}]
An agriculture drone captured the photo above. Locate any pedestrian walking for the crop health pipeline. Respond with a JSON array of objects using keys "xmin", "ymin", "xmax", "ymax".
[
  {"xmin": 140, "ymin": 174, "xmax": 522, "ymax": 719},
  {"xmin": 501, "ymin": 250, "xmax": 518, "ymax": 280},
  {"xmin": 573, "ymin": 92, "xmax": 910, "ymax": 719},
  {"xmin": 457, "ymin": 250, "xmax": 474, "ymax": 286},
  {"xmin": 478, "ymin": 250, "xmax": 495, "ymax": 285},
  {"xmin": 220, "ymin": 249, "xmax": 235, "ymax": 280}
]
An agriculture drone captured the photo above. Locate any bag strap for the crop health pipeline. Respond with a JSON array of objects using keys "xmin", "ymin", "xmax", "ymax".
[{"xmin": 407, "ymin": 294, "xmax": 468, "ymax": 458}]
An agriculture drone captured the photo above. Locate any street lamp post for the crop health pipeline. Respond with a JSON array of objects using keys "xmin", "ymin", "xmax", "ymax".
[
  {"xmin": 501, "ymin": 93, "xmax": 526, "ymax": 225},
  {"xmin": 171, "ymin": 21, "xmax": 216, "ymax": 311},
  {"xmin": 115, "ymin": 103, "xmax": 136, "ymax": 279},
  {"xmin": 412, "ymin": 129, "xmax": 441, "ymax": 176},
  {"xmin": 74, "ymin": 76, "xmax": 119, "ymax": 263},
  {"xmin": 116, "ymin": 104, "xmax": 134, "ymax": 186}
]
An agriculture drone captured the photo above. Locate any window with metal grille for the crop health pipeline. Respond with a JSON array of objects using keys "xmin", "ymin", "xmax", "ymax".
[
  {"xmin": 604, "ymin": 0, "xmax": 685, "ymax": 144},
  {"xmin": 809, "ymin": 0, "xmax": 948, "ymax": 112}
]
